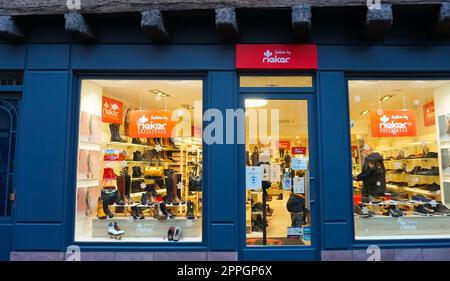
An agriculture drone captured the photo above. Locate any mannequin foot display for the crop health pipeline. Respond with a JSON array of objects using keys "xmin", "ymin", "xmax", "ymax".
[{"xmin": 108, "ymin": 222, "xmax": 125, "ymax": 239}]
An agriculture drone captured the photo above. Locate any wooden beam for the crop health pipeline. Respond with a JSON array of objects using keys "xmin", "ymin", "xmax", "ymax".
[
  {"xmin": 0, "ymin": 1, "xmax": 442, "ymax": 16},
  {"xmin": 0, "ymin": 16, "xmax": 27, "ymax": 43},
  {"xmin": 434, "ymin": 2, "xmax": 450, "ymax": 38},
  {"xmin": 141, "ymin": 10, "xmax": 170, "ymax": 43},
  {"xmin": 364, "ymin": 3, "xmax": 393, "ymax": 41},
  {"xmin": 215, "ymin": 7, "xmax": 239, "ymax": 43},
  {"xmin": 291, "ymin": 4, "xmax": 311, "ymax": 42},
  {"xmin": 64, "ymin": 13, "xmax": 96, "ymax": 43}
]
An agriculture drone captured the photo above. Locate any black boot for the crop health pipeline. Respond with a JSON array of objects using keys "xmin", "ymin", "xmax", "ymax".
[
  {"xmin": 174, "ymin": 173, "xmax": 184, "ymax": 203},
  {"xmin": 133, "ymin": 151, "xmax": 143, "ymax": 161},
  {"xmin": 159, "ymin": 202, "xmax": 173, "ymax": 219},
  {"xmin": 132, "ymin": 166, "xmax": 143, "ymax": 178},
  {"xmin": 132, "ymin": 138, "xmax": 143, "ymax": 145},
  {"xmin": 110, "ymin": 124, "xmax": 127, "ymax": 142},
  {"xmin": 102, "ymin": 199, "xmax": 114, "ymax": 218},
  {"xmin": 186, "ymin": 200, "xmax": 195, "ymax": 219},
  {"xmin": 169, "ymin": 138, "xmax": 179, "ymax": 149}
]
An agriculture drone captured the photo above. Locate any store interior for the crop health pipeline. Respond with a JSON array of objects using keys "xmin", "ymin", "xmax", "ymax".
[
  {"xmin": 75, "ymin": 79, "xmax": 203, "ymax": 242},
  {"xmin": 245, "ymin": 99, "xmax": 312, "ymax": 246},
  {"xmin": 350, "ymin": 80, "xmax": 450, "ymax": 239}
]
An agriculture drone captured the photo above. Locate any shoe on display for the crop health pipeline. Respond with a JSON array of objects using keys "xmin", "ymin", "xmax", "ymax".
[
  {"xmin": 411, "ymin": 195, "xmax": 432, "ymax": 202},
  {"xmin": 173, "ymin": 226, "xmax": 182, "ymax": 241},
  {"xmin": 132, "ymin": 138, "xmax": 144, "ymax": 145},
  {"xmin": 431, "ymin": 203, "xmax": 450, "ymax": 215},
  {"xmin": 132, "ymin": 166, "xmax": 144, "ymax": 178},
  {"xmin": 109, "ymin": 124, "xmax": 127, "ymax": 143},
  {"xmin": 167, "ymin": 226, "xmax": 175, "ymax": 241},
  {"xmin": 354, "ymin": 204, "xmax": 374, "ymax": 218},
  {"xmin": 425, "ymin": 183, "xmax": 440, "ymax": 192},
  {"xmin": 186, "ymin": 200, "xmax": 195, "ymax": 219},
  {"xmin": 97, "ymin": 198, "xmax": 107, "ymax": 220},
  {"xmin": 413, "ymin": 205, "xmax": 434, "ymax": 216},
  {"xmin": 252, "ymin": 203, "xmax": 263, "ymax": 213},
  {"xmin": 108, "ymin": 222, "xmax": 125, "ymax": 239},
  {"xmin": 130, "ymin": 206, "xmax": 145, "ymax": 220}
]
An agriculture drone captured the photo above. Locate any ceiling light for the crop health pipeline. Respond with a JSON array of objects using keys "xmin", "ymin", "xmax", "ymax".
[
  {"xmin": 182, "ymin": 104, "xmax": 194, "ymax": 109},
  {"xmin": 380, "ymin": 95, "xmax": 394, "ymax": 102},
  {"xmin": 150, "ymin": 90, "xmax": 170, "ymax": 97},
  {"xmin": 360, "ymin": 110, "xmax": 370, "ymax": 115},
  {"xmin": 245, "ymin": 99, "xmax": 268, "ymax": 108}
]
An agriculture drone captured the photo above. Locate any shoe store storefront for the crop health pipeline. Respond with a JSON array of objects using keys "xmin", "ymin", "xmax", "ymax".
[{"xmin": 3, "ymin": 5, "xmax": 450, "ymax": 261}]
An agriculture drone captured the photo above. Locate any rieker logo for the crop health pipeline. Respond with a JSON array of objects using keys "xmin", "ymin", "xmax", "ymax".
[
  {"xmin": 137, "ymin": 115, "xmax": 168, "ymax": 134},
  {"xmin": 262, "ymin": 49, "xmax": 291, "ymax": 64},
  {"xmin": 103, "ymin": 102, "xmax": 120, "ymax": 118},
  {"xmin": 378, "ymin": 114, "xmax": 409, "ymax": 135}
]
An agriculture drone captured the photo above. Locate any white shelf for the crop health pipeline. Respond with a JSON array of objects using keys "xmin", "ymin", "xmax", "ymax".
[{"xmin": 79, "ymin": 141, "xmax": 102, "ymax": 151}]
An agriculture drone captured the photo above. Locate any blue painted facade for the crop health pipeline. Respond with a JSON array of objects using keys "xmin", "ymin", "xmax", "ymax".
[{"xmin": 1, "ymin": 7, "xmax": 450, "ymax": 261}]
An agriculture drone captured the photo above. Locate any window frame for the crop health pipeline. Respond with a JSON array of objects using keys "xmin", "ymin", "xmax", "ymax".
[
  {"xmin": 346, "ymin": 74, "xmax": 450, "ymax": 247},
  {"xmin": 68, "ymin": 73, "xmax": 209, "ymax": 248}
]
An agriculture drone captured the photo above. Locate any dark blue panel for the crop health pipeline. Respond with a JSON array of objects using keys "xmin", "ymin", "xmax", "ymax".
[
  {"xmin": 318, "ymin": 46, "xmax": 450, "ymax": 71},
  {"xmin": 317, "ymin": 72, "xmax": 352, "ymax": 221},
  {"xmin": 14, "ymin": 223, "xmax": 62, "ymax": 250},
  {"xmin": 242, "ymin": 248, "xmax": 317, "ymax": 261},
  {"xmin": 0, "ymin": 224, "xmax": 13, "ymax": 260},
  {"xmin": 323, "ymin": 222, "xmax": 351, "ymax": 249},
  {"xmin": 26, "ymin": 45, "xmax": 69, "ymax": 70},
  {"xmin": 0, "ymin": 45, "xmax": 25, "ymax": 69},
  {"xmin": 239, "ymin": 9, "xmax": 292, "ymax": 44},
  {"xmin": 71, "ymin": 45, "xmax": 235, "ymax": 71},
  {"xmin": 210, "ymin": 224, "xmax": 236, "ymax": 251},
  {"xmin": 27, "ymin": 16, "xmax": 69, "ymax": 43},
  {"xmin": 208, "ymin": 71, "xmax": 236, "ymax": 222},
  {"xmin": 15, "ymin": 71, "xmax": 69, "ymax": 222}
]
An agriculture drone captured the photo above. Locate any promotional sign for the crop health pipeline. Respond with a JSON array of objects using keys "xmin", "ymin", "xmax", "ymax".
[
  {"xmin": 282, "ymin": 177, "xmax": 292, "ymax": 190},
  {"xmin": 236, "ymin": 44, "xmax": 318, "ymax": 70},
  {"xmin": 303, "ymin": 227, "xmax": 312, "ymax": 241},
  {"xmin": 293, "ymin": 176, "xmax": 305, "ymax": 194},
  {"xmin": 102, "ymin": 96, "xmax": 123, "ymax": 124},
  {"xmin": 292, "ymin": 157, "xmax": 308, "ymax": 171},
  {"xmin": 129, "ymin": 110, "xmax": 176, "ymax": 138},
  {"xmin": 292, "ymin": 147, "xmax": 306, "ymax": 155},
  {"xmin": 270, "ymin": 164, "xmax": 281, "ymax": 182},
  {"xmin": 423, "ymin": 101, "xmax": 435, "ymax": 127},
  {"xmin": 370, "ymin": 110, "xmax": 417, "ymax": 137},
  {"xmin": 287, "ymin": 227, "xmax": 303, "ymax": 239},
  {"xmin": 278, "ymin": 141, "xmax": 291, "ymax": 150},
  {"xmin": 246, "ymin": 166, "xmax": 262, "ymax": 190}
]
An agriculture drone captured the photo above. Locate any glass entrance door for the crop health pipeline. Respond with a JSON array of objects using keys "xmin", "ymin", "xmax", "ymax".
[{"xmin": 240, "ymin": 94, "xmax": 318, "ymax": 260}]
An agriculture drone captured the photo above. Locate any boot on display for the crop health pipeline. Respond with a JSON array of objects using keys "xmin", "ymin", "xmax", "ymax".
[
  {"xmin": 186, "ymin": 200, "xmax": 195, "ymax": 219},
  {"xmin": 97, "ymin": 198, "xmax": 107, "ymax": 219},
  {"xmin": 109, "ymin": 124, "xmax": 127, "ymax": 143},
  {"xmin": 132, "ymin": 138, "xmax": 144, "ymax": 145},
  {"xmin": 102, "ymin": 197, "xmax": 114, "ymax": 219},
  {"xmin": 133, "ymin": 151, "xmax": 143, "ymax": 161},
  {"xmin": 132, "ymin": 166, "xmax": 143, "ymax": 178}
]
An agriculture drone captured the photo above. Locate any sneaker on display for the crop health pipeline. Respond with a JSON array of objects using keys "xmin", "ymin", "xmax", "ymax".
[
  {"xmin": 413, "ymin": 205, "xmax": 434, "ymax": 216},
  {"xmin": 108, "ymin": 222, "xmax": 125, "ymax": 239}
]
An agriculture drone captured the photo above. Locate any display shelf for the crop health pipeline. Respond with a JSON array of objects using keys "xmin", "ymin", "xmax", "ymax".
[
  {"xmin": 106, "ymin": 141, "xmax": 180, "ymax": 151},
  {"xmin": 386, "ymin": 184, "xmax": 441, "ymax": 196},
  {"xmin": 384, "ymin": 157, "xmax": 438, "ymax": 162}
]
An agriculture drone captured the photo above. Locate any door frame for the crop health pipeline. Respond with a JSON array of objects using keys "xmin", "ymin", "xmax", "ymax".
[{"xmin": 237, "ymin": 84, "xmax": 321, "ymax": 261}]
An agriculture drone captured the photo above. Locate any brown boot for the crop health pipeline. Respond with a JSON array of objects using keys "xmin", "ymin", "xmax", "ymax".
[
  {"xmin": 117, "ymin": 174, "xmax": 127, "ymax": 204},
  {"xmin": 147, "ymin": 138, "xmax": 156, "ymax": 146}
]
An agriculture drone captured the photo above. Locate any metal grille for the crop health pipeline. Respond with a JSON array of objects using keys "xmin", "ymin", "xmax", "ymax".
[
  {"xmin": 0, "ymin": 73, "xmax": 23, "ymax": 86},
  {"xmin": 0, "ymin": 99, "xmax": 18, "ymax": 216}
]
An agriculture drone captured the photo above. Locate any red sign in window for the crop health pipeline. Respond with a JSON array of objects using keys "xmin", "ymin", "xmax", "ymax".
[
  {"xmin": 236, "ymin": 44, "xmax": 318, "ymax": 70},
  {"xmin": 371, "ymin": 110, "xmax": 417, "ymax": 137}
]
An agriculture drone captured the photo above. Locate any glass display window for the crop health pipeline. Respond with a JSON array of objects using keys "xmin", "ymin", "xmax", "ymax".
[
  {"xmin": 349, "ymin": 80, "xmax": 450, "ymax": 240},
  {"xmin": 75, "ymin": 79, "xmax": 203, "ymax": 242}
]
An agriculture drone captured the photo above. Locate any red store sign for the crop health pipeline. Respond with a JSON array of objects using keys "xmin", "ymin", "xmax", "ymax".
[
  {"xmin": 292, "ymin": 147, "xmax": 307, "ymax": 155},
  {"xmin": 236, "ymin": 44, "xmax": 318, "ymax": 70}
]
